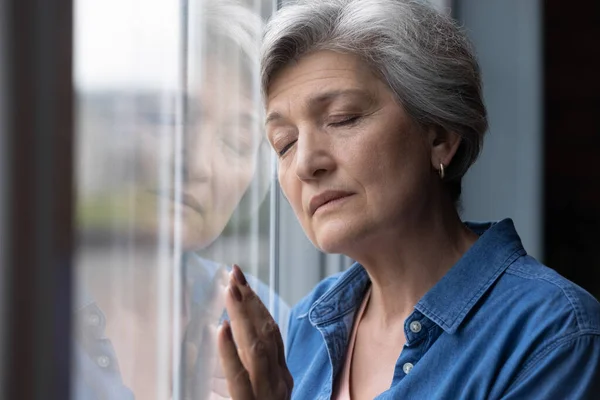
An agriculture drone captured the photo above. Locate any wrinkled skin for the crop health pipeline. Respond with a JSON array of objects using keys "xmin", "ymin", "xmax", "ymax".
[{"xmin": 217, "ymin": 265, "xmax": 293, "ymax": 400}]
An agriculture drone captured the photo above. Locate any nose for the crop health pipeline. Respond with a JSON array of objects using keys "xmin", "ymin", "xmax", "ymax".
[
  {"xmin": 294, "ymin": 127, "xmax": 335, "ymax": 181},
  {"xmin": 183, "ymin": 126, "xmax": 213, "ymax": 183}
]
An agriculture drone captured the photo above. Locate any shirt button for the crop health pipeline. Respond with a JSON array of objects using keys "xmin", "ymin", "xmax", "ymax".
[
  {"xmin": 402, "ymin": 362, "xmax": 414, "ymax": 374},
  {"xmin": 97, "ymin": 355, "xmax": 111, "ymax": 368},
  {"xmin": 409, "ymin": 321, "xmax": 422, "ymax": 333},
  {"xmin": 87, "ymin": 313, "xmax": 101, "ymax": 327}
]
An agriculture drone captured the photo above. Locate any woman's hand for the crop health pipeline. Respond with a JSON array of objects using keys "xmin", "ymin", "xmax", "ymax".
[
  {"xmin": 182, "ymin": 267, "xmax": 230, "ymax": 400},
  {"xmin": 217, "ymin": 265, "xmax": 293, "ymax": 400}
]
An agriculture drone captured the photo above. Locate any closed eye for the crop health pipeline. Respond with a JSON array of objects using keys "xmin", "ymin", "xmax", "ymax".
[
  {"xmin": 278, "ymin": 140, "xmax": 297, "ymax": 156},
  {"xmin": 329, "ymin": 115, "xmax": 361, "ymax": 127}
]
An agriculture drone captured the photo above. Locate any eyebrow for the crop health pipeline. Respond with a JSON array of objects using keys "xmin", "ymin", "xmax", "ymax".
[
  {"xmin": 265, "ymin": 111, "xmax": 284, "ymax": 126},
  {"xmin": 265, "ymin": 88, "xmax": 373, "ymax": 126}
]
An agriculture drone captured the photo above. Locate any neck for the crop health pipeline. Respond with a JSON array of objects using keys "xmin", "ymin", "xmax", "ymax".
[{"xmin": 350, "ymin": 196, "xmax": 478, "ymax": 327}]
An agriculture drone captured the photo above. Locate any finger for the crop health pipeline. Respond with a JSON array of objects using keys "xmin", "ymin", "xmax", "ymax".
[
  {"xmin": 269, "ymin": 316, "xmax": 287, "ymax": 370},
  {"xmin": 230, "ymin": 265, "xmax": 279, "ymax": 340},
  {"xmin": 206, "ymin": 267, "xmax": 229, "ymax": 318},
  {"xmin": 186, "ymin": 268, "xmax": 227, "ymax": 348},
  {"xmin": 183, "ymin": 269, "xmax": 229, "ymax": 399},
  {"xmin": 210, "ymin": 340, "xmax": 230, "ymax": 396},
  {"xmin": 191, "ymin": 324, "xmax": 221, "ymax": 398},
  {"xmin": 231, "ymin": 265, "xmax": 288, "ymax": 380},
  {"xmin": 270, "ymin": 324, "xmax": 293, "ymax": 392},
  {"xmin": 181, "ymin": 325, "xmax": 218, "ymax": 399},
  {"xmin": 226, "ymin": 266, "xmax": 282, "ymax": 396},
  {"xmin": 260, "ymin": 314, "xmax": 287, "ymax": 382},
  {"xmin": 258, "ymin": 320, "xmax": 292, "ymax": 397},
  {"xmin": 218, "ymin": 321, "xmax": 255, "ymax": 400},
  {"xmin": 226, "ymin": 270, "xmax": 276, "ymax": 364}
]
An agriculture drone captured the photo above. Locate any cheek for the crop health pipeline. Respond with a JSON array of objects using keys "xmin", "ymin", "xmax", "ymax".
[
  {"xmin": 278, "ymin": 165, "xmax": 301, "ymax": 210},
  {"xmin": 370, "ymin": 125, "xmax": 424, "ymax": 173},
  {"xmin": 345, "ymin": 123, "xmax": 427, "ymax": 204},
  {"xmin": 215, "ymin": 160, "xmax": 255, "ymax": 207},
  {"xmin": 368, "ymin": 136, "xmax": 431, "ymax": 210},
  {"xmin": 135, "ymin": 133, "xmax": 162, "ymax": 184},
  {"xmin": 279, "ymin": 165, "xmax": 316, "ymax": 235}
]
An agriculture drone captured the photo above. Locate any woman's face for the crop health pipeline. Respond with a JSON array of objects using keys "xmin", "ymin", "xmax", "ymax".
[
  {"xmin": 136, "ymin": 65, "xmax": 261, "ymax": 251},
  {"xmin": 266, "ymin": 50, "xmax": 439, "ymax": 254}
]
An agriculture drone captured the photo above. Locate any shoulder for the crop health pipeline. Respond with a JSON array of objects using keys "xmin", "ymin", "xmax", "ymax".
[
  {"xmin": 502, "ymin": 254, "xmax": 600, "ymax": 334},
  {"xmin": 495, "ymin": 257, "xmax": 600, "ymax": 397},
  {"xmin": 485, "ymin": 253, "xmax": 600, "ymax": 387}
]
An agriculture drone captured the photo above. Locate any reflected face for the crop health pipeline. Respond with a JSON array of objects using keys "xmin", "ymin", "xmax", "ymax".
[
  {"xmin": 266, "ymin": 51, "xmax": 434, "ymax": 254},
  {"xmin": 136, "ymin": 66, "xmax": 261, "ymax": 250}
]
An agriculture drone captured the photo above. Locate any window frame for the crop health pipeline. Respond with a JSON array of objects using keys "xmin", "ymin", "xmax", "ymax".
[{"xmin": 1, "ymin": 0, "xmax": 75, "ymax": 398}]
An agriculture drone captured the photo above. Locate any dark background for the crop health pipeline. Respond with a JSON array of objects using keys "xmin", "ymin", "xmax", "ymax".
[{"xmin": 544, "ymin": 0, "xmax": 600, "ymax": 300}]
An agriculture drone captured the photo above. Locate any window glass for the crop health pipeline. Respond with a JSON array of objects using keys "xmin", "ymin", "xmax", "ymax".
[{"xmin": 73, "ymin": 0, "xmax": 275, "ymax": 398}]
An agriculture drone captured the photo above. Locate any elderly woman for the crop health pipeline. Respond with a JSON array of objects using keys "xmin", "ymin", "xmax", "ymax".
[{"xmin": 216, "ymin": 0, "xmax": 600, "ymax": 399}]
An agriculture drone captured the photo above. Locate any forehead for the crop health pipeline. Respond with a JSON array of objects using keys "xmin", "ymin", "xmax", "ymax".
[
  {"xmin": 193, "ymin": 62, "xmax": 252, "ymax": 97},
  {"xmin": 187, "ymin": 65, "xmax": 258, "ymax": 123},
  {"xmin": 266, "ymin": 50, "xmax": 381, "ymax": 109}
]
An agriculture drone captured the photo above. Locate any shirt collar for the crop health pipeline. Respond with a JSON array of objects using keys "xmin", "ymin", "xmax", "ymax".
[
  {"xmin": 309, "ymin": 264, "xmax": 370, "ymax": 326},
  {"xmin": 309, "ymin": 218, "xmax": 526, "ymax": 333},
  {"xmin": 415, "ymin": 218, "xmax": 526, "ymax": 333}
]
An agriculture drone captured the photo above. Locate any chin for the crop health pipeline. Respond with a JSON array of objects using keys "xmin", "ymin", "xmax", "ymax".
[
  {"xmin": 310, "ymin": 219, "xmax": 363, "ymax": 255},
  {"xmin": 180, "ymin": 221, "xmax": 221, "ymax": 252}
]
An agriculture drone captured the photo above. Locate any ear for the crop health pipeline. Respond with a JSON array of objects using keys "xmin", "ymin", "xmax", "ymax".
[{"xmin": 427, "ymin": 126, "xmax": 462, "ymax": 173}]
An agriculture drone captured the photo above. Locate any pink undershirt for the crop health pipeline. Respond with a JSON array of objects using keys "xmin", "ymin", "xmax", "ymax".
[{"xmin": 332, "ymin": 286, "xmax": 372, "ymax": 400}]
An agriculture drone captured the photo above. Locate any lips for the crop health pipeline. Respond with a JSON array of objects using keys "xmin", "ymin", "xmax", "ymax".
[
  {"xmin": 149, "ymin": 189, "xmax": 205, "ymax": 215},
  {"xmin": 175, "ymin": 192, "xmax": 205, "ymax": 215},
  {"xmin": 308, "ymin": 190, "xmax": 354, "ymax": 216}
]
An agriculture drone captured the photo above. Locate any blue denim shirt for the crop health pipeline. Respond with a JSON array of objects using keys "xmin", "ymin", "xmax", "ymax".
[
  {"xmin": 72, "ymin": 253, "xmax": 290, "ymax": 399},
  {"xmin": 286, "ymin": 219, "xmax": 600, "ymax": 399}
]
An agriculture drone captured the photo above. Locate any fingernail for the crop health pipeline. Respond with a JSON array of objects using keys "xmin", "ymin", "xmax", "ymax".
[
  {"xmin": 229, "ymin": 284, "xmax": 243, "ymax": 302},
  {"xmin": 232, "ymin": 264, "xmax": 247, "ymax": 286}
]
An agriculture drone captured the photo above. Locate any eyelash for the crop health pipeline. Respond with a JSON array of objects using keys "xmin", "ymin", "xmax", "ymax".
[
  {"xmin": 329, "ymin": 115, "xmax": 361, "ymax": 127},
  {"xmin": 277, "ymin": 116, "xmax": 361, "ymax": 156},
  {"xmin": 278, "ymin": 140, "xmax": 296, "ymax": 157}
]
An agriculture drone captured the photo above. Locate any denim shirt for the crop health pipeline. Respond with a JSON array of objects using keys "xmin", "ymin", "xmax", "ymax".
[
  {"xmin": 286, "ymin": 219, "xmax": 600, "ymax": 399},
  {"xmin": 72, "ymin": 253, "xmax": 290, "ymax": 399}
]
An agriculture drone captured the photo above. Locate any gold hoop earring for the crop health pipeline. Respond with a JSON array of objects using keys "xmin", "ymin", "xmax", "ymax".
[{"xmin": 439, "ymin": 163, "xmax": 445, "ymax": 180}]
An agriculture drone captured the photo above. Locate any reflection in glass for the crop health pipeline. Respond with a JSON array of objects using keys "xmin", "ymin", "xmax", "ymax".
[{"xmin": 73, "ymin": 0, "xmax": 278, "ymax": 398}]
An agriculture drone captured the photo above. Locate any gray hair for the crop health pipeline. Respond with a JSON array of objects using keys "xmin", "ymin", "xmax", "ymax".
[
  {"xmin": 261, "ymin": 0, "xmax": 488, "ymax": 201},
  {"xmin": 192, "ymin": 0, "xmax": 264, "ymax": 90}
]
